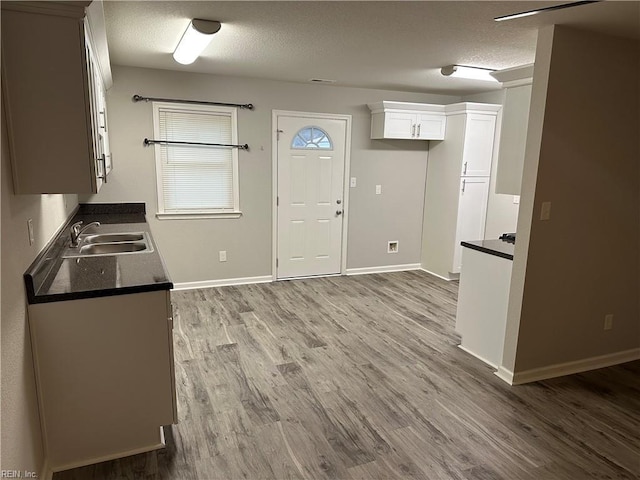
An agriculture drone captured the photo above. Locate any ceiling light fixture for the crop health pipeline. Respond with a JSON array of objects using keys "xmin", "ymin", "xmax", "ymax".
[
  {"xmin": 494, "ymin": 1, "xmax": 599, "ymax": 22},
  {"xmin": 173, "ymin": 19, "xmax": 221, "ymax": 65},
  {"xmin": 440, "ymin": 65, "xmax": 498, "ymax": 82}
]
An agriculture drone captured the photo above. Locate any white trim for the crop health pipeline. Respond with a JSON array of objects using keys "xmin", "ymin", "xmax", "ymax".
[
  {"xmin": 346, "ymin": 263, "xmax": 421, "ymax": 276},
  {"xmin": 419, "ymin": 268, "xmax": 458, "ymax": 282},
  {"xmin": 501, "ymin": 78, "xmax": 533, "ymax": 88},
  {"xmin": 271, "ymin": 109, "xmax": 352, "ymax": 281},
  {"xmin": 156, "ymin": 211, "xmax": 242, "ymax": 220},
  {"xmin": 501, "ymin": 348, "xmax": 640, "ymax": 385},
  {"xmin": 50, "ymin": 439, "xmax": 165, "ymax": 473},
  {"xmin": 457, "ymin": 344, "xmax": 499, "ymax": 369},
  {"xmin": 172, "ymin": 275, "xmax": 272, "ymax": 291},
  {"xmin": 277, "ymin": 273, "xmax": 341, "ymax": 281},
  {"xmin": 152, "ymin": 102, "xmax": 240, "ymax": 216},
  {"xmin": 495, "ymin": 366, "xmax": 514, "ymax": 385}
]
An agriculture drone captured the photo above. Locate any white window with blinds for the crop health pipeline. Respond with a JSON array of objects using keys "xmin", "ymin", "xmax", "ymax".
[{"xmin": 152, "ymin": 102, "xmax": 241, "ymax": 219}]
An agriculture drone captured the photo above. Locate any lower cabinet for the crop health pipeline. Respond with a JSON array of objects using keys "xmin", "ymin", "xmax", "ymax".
[
  {"xmin": 455, "ymin": 247, "xmax": 512, "ymax": 368},
  {"xmin": 28, "ymin": 290, "xmax": 177, "ymax": 472}
]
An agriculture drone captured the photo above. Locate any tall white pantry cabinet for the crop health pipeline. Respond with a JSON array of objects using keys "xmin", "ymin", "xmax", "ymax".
[{"xmin": 421, "ymin": 103, "xmax": 501, "ymax": 280}]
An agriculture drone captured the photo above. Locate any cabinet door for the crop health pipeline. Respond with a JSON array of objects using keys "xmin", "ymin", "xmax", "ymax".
[
  {"xmin": 85, "ymin": 34, "xmax": 108, "ymax": 190},
  {"xmin": 451, "ymin": 177, "xmax": 490, "ymax": 274},
  {"xmin": 1, "ymin": 7, "xmax": 97, "ymax": 193},
  {"xmin": 383, "ymin": 112, "xmax": 417, "ymax": 139},
  {"xmin": 29, "ymin": 291, "xmax": 176, "ymax": 468},
  {"xmin": 416, "ymin": 113, "xmax": 446, "ymax": 140},
  {"xmin": 461, "ymin": 113, "xmax": 496, "ymax": 176},
  {"xmin": 496, "ymin": 84, "xmax": 532, "ymax": 195}
]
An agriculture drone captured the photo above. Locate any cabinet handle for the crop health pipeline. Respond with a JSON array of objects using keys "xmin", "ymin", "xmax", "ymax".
[
  {"xmin": 417, "ymin": 124, "xmax": 421, "ymax": 137},
  {"xmin": 411, "ymin": 124, "xmax": 416, "ymax": 137},
  {"xmin": 462, "ymin": 179, "xmax": 466, "ymax": 193},
  {"xmin": 463, "ymin": 162, "xmax": 468, "ymax": 175},
  {"xmin": 98, "ymin": 154, "xmax": 108, "ymax": 183}
]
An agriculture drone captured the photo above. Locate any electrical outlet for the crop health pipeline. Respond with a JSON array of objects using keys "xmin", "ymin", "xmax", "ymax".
[
  {"xmin": 513, "ymin": 195, "xmax": 520, "ymax": 204},
  {"xmin": 604, "ymin": 314, "xmax": 614, "ymax": 331},
  {"xmin": 27, "ymin": 219, "xmax": 35, "ymax": 245},
  {"xmin": 219, "ymin": 250, "xmax": 227, "ymax": 262},
  {"xmin": 350, "ymin": 177, "xmax": 357, "ymax": 188},
  {"xmin": 376, "ymin": 185, "xmax": 382, "ymax": 195},
  {"xmin": 387, "ymin": 241, "xmax": 398, "ymax": 253},
  {"xmin": 540, "ymin": 201, "xmax": 552, "ymax": 220}
]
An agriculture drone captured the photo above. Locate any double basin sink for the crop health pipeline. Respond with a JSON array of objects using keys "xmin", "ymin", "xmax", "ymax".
[{"xmin": 63, "ymin": 232, "xmax": 154, "ymax": 258}]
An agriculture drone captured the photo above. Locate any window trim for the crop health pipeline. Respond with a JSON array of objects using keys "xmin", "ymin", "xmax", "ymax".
[{"xmin": 151, "ymin": 101, "xmax": 241, "ymax": 220}]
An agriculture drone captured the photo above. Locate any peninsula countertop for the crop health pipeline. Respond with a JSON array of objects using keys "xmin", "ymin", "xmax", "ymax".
[
  {"xmin": 24, "ymin": 203, "xmax": 173, "ymax": 304},
  {"xmin": 460, "ymin": 239, "xmax": 515, "ymax": 261}
]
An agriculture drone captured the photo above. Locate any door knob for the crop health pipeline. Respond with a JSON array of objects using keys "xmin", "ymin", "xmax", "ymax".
[
  {"xmin": 336, "ymin": 199, "xmax": 342, "ymax": 204},
  {"xmin": 336, "ymin": 210, "xmax": 343, "ymax": 216}
]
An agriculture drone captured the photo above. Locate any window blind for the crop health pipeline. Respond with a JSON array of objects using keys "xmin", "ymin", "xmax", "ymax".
[{"xmin": 158, "ymin": 108, "xmax": 235, "ymax": 212}]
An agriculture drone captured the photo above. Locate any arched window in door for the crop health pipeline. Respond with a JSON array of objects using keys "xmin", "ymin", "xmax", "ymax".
[{"xmin": 291, "ymin": 126, "xmax": 333, "ymax": 150}]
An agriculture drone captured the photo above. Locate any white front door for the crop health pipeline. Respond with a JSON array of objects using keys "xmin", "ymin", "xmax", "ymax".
[{"xmin": 276, "ymin": 113, "xmax": 349, "ymax": 279}]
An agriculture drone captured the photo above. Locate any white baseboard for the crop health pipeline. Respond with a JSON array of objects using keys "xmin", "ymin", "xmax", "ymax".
[
  {"xmin": 419, "ymin": 268, "xmax": 458, "ymax": 282},
  {"xmin": 506, "ymin": 348, "xmax": 640, "ymax": 385},
  {"xmin": 495, "ymin": 366, "xmax": 514, "ymax": 385},
  {"xmin": 172, "ymin": 275, "xmax": 272, "ymax": 291},
  {"xmin": 345, "ymin": 263, "xmax": 421, "ymax": 276}
]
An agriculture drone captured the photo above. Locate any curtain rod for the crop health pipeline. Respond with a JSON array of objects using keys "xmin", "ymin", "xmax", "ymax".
[
  {"xmin": 144, "ymin": 138, "xmax": 249, "ymax": 150},
  {"xmin": 133, "ymin": 94, "xmax": 254, "ymax": 110}
]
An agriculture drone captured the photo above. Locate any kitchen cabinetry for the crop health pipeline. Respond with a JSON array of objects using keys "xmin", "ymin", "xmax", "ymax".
[
  {"xmin": 456, "ymin": 244, "xmax": 513, "ymax": 368},
  {"xmin": 492, "ymin": 64, "xmax": 534, "ymax": 195},
  {"xmin": 421, "ymin": 103, "xmax": 500, "ymax": 279},
  {"xmin": 28, "ymin": 290, "xmax": 177, "ymax": 472},
  {"xmin": 368, "ymin": 101, "xmax": 446, "ymax": 140},
  {"xmin": 452, "ymin": 177, "xmax": 490, "ymax": 273},
  {"xmin": 1, "ymin": 1, "xmax": 112, "ymax": 193}
]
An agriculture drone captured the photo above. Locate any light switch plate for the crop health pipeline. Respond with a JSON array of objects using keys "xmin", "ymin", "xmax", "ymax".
[
  {"xmin": 376, "ymin": 185, "xmax": 382, "ymax": 195},
  {"xmin": 350, "ymin": 177, "xmax": 357, "ymax": 188}
]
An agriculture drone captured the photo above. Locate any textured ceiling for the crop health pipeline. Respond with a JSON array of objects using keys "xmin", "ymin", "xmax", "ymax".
[{"xmin": 104, "ymin": 1, "xmax": 640, "ymax": 95}]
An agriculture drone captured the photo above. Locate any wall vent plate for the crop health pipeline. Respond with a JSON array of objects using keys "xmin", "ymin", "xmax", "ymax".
[{"xmin": 388, "ymin": 241, "xmax": 399, "ymax": 253}]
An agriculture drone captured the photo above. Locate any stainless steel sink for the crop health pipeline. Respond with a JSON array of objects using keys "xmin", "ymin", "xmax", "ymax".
[
  {"xmin": 62, "ymin": 231, "xmax": 153, "ymax": 258},
  {"xmin": 82, "ymin": 233, "xmax": 145, "ymax": 244},
  {"xmin": 79, "ymin": 243, "xmax": 147, "ymax": 255}
]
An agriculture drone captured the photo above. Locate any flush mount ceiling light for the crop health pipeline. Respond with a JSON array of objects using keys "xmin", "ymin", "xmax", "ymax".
[
  {"xmin": 494, "ymin": 1, "xmax": 599, "ymax": 22},
  {"xmin": 441, "ymin": 65, "xmax": 498, "ymax": 82},
  {"xmin": 173, "ymin": 19, "xmax": 222, "ymax": 65}
]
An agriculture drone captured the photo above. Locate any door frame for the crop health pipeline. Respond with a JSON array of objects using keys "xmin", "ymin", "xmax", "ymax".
[{"xmin": 271, "ymin": 110, "xmax": 352, "ymax": 281}]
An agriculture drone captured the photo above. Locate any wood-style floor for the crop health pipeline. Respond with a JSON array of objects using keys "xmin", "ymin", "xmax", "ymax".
[{"xmin": 55, "ymin": 271, "xmax": 640, "ymax": 480}]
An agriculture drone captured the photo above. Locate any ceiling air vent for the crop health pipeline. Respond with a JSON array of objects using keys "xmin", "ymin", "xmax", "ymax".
[{"xmin": 309, "ymin": 78, "xmax": 336, "ymax": 84}]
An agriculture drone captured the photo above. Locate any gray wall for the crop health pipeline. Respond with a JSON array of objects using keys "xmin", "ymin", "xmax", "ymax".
[
  {"xmin": 1, "ymin": 108, "xmax": 79, "ymax": 474},
  {"xmin": 505, "ymin": 26, "xmax": 640, "ymax": 373},
  {"xmin": 83, "ymin": 66, "xmax": 460, "ymax": 283}
]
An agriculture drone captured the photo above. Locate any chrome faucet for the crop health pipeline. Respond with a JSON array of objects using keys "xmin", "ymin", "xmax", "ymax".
[{"xmin": 69, "ymin": 221, "xmax": 100, "ymax": 247}]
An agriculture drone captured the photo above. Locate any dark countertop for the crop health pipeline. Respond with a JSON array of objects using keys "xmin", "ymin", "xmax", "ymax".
[
  {"xmin": 461, "ymin": 239, "xmax": 515, "ymax": 261},
  {"xmin": 24, "ymin": 203, "xmax": 173, "ymax": 304}
]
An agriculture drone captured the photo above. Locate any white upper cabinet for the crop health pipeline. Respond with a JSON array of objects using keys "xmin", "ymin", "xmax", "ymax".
[
  {"xmin": 368, "ymin": 101, "xmax": 446, "ymax": 140},
  {"xmin": 492, "ymin": 64, "xmax": 534, "ymax": 195},
  {"xmin": 1, "ymin": 1, "xmax": 112, "ymax": 194},
  {"xmin": 461, "ymin": 113, "xmax": 498, "ymax": 177}
]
